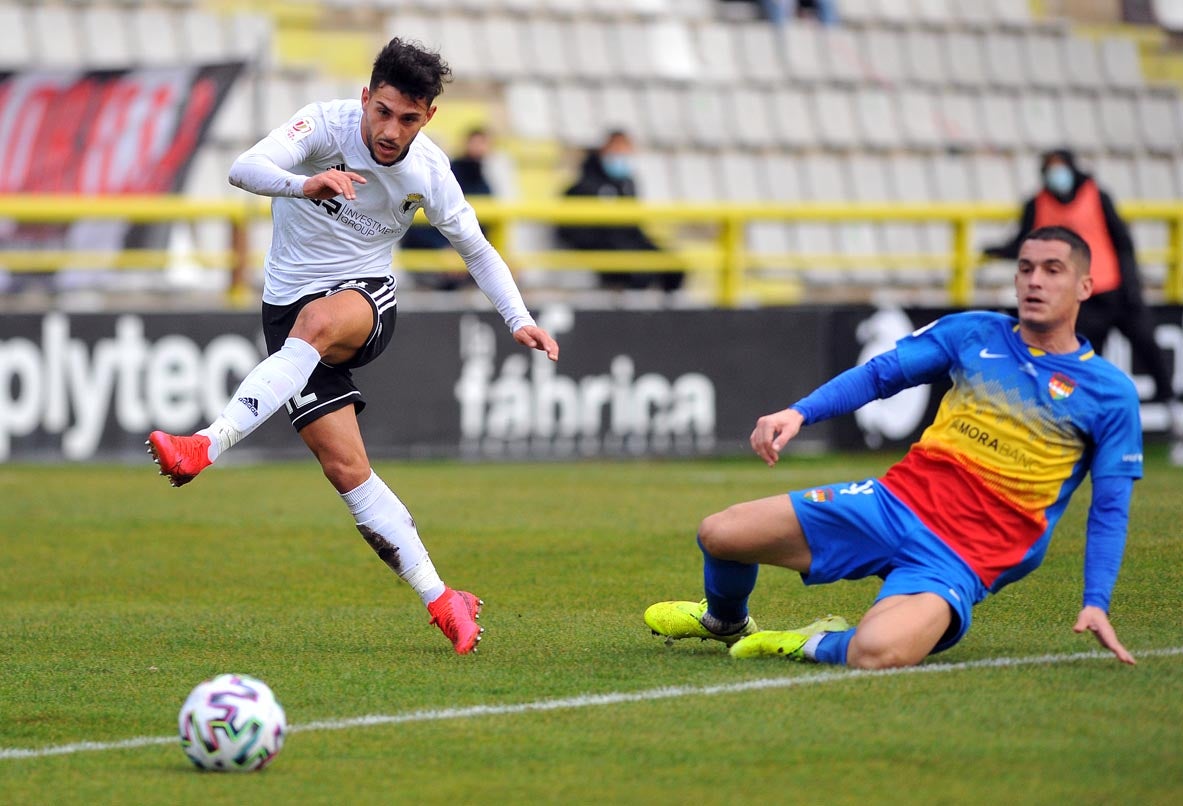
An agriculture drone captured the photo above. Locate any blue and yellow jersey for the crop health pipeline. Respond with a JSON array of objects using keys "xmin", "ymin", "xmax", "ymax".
[{"xmin": 880, "ymin": 311, "xmax": 1143, "ymax": 591}]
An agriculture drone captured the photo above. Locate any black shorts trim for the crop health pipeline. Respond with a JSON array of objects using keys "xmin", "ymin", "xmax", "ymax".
[{"xmin": 262, "ymin": 276, "xmax": 398, "ymax": 431}]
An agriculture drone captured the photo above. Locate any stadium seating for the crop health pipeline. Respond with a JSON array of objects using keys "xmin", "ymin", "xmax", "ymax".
[{"xmin": 3, "ymin": 0, "xmax": 1181, "ymax": 301}]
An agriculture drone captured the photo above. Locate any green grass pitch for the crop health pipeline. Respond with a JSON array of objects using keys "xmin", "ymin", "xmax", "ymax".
[{"xmin": 1, "ymin": 449, "xmax": 1181, "ymax": 804}]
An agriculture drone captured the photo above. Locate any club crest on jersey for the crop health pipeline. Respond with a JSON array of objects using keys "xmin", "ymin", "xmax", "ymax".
[
  {"xmin": 803, "ymin": 487, "xmax": 833, "ymax": 503},
  {"xmin": 286, "ymin": 118, "xmax": 315, "ymax": 143},
  {"xmin": 399, "ymin": 193, "xmax": 424, "ymax": 215},
  {"xmin": 1048, "ymin": 372, "xmax": 1076, "ymax": 400}
]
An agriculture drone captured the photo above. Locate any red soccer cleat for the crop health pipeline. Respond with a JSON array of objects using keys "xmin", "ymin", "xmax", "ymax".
[
  {"xmin": 427, "ymin": 588, "xmax": 484, "ymax": 654},
  {"xmin": 146, "ymin": 431, "xmax": 212, "ymax": 487}
]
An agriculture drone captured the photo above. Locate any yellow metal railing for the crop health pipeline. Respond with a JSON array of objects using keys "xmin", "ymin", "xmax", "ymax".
[{"xmin": 2, "ymin": 196, "xmax": 1181, "ymax": 306}]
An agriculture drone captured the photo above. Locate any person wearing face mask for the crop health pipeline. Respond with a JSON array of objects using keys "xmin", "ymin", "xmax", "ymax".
[
  {"xmin": 985, "ymin": 149, "xmax": 1181, "ymax": 462},
  {"xmin": 555, "ymin": 130, "xmax": 684, "ymax": 292}
]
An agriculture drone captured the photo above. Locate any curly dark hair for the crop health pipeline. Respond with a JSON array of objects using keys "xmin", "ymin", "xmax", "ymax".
[{"xmin": 369, "ymin": 38, "xmax": 452, "ymax": 104}]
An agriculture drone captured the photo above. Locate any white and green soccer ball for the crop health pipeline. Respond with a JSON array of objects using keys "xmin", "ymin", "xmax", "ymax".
[{"xmin": 178, "ymin": 673, "xmax": 287, "ymax": 772}]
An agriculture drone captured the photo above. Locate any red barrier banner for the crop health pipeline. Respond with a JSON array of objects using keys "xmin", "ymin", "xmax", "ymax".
[{"xmin": 0, "ymin": 63, "xmax": 244, "ymax": 254}]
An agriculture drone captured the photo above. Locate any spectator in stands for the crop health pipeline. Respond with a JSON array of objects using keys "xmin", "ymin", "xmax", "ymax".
[
  {"xmin": 721, "ymin": 0, "xmax": 839, "ymax": 25},
  {"xmin": 556, "ymin": 130, "xmax": 684, "ymax": 293},
  {"xmin": 401, "ymin": 127, "xmax": 496, "ymax": 290},
  {"xmin": 985, "ymin": 149, "xmax": 1179, "ymax": 414}
]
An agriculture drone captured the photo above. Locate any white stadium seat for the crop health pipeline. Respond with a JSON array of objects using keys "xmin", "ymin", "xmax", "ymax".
[
  {"xmin": 1135, "ymin": 92, "xmax": 1181, "ymax": 155},
  {"xmin": 569, "ymin": 20, "xmax": 621, "ymax": 81},
  {"xmin": 1021, "ymin": 30, "xmax": 1069, "ymax": 91},
  {"xmin": 183, "ymin": 11, "xmax": 232, "ymax": 63},
  {"xmin": 717, "ymin": 151, "xmax": 767, "ymax": 202},
  {"xmin": 79, "ymin": 7, "xmax": 135, "ymax": 69},
  {"xmin": 769, "ymin": 86, "xmax": 819, "ymax": 150},
  {"xmin": 978, "ymin": 91, "xmax": 1023, "ymax": 152},
  {"xmin": 29, "ymin": 6, "xmax": 85, "ymax": 68},
  {"xmin": 859, "ymin": 28, "xmax": 907, "ymax": 87},
  {"xmin": 779, "ymin": 24, "xmax": 827, "ymax": 83},
  {"xmin": 733, "ymin": 21, "xmax": 783, "ymax": 85},
  {"xmin": 505, "ymin": 81, "xmax": 558, "ymax": 141},
  {"xmin": 479, "ymin": 16, "xmax": 530, "ymax": 82},
  {"xmin": 1099, "ymin": 37, "xmax": 1145, "ymax": 90},
  {"xmin": 728, "ymin": 87, "xmax": 778, "ymax": 150},
  {"xmin": 983, "ymin": 31, "xmax": 1028, "ymax": 89},
  {"xmin": 901, "ymin": 29, "xmax": 948, "ymax": 88},
  {"xmin": 941, "ymin": 31, "xmax": 988, "ymax": 88},
  {"xmin": 854, "ymin": 87, "xmax": 903, "ymax": 151},
  {"xmin": 896, "ymin": 89, "xmax": 943, "ymax": 151},
  {"xmin": 1017, "ymin": 91, "xmax": 1066, "ymax": 152},
  {"xmin": 812, "ymin": 87, "xmax": 860, "ymax": 151},
  {"xmin": 1059, "ymin": 93, "xmax": 1105, "ymax": 156},
  {"xmin": 0, "ymin": 5, "xmax": 32, "ymax": 69},
  {"xmin": 639, "ymin": 84, "xmax": 689, "ymax": 148},
  {"xmin": 1060, "ymin": 37, "xmax": 1105, "ymax": 91},
  {"xmin": 692, "ymin": 23, "xmax": 741, "ymax": 85},
  {"xmin": 669, "ymin": 149, "xmax": 720, "ymax": 203},
  {"xmin": 1097, "ymin": 93, "xmax": 1142, "ymax": 153},
  {"xmin": 553, "ymin": 84, "xmax": 601, "ymax": 150},
  {"xmin": 820, "ymin": 26, "xmax": 865, "ymax": 85},
  {"xmin": 130, "ymin": 7, "xmax": 184, "ymax": 67}
]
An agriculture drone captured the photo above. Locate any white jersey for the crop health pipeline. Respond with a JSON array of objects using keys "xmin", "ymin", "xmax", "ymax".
[{"xmin": 229, "ymin": 99, "xmax": 535, "ymax": 332}]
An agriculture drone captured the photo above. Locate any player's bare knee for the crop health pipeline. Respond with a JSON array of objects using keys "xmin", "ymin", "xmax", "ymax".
[
  {"xmin": 290, "ymin": 306, "xmax": 336, "ymax": 352},
  {"xmin": 315, "ymin": 449, "xmax": 369, "ymax": 493},
  {"xmin": 697, "ymin": 511, "xmax": 735, "ymax": 557}
]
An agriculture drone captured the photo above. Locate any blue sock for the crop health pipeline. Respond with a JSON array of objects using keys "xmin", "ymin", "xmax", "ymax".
[
  {"xmin": 700, "ymin": 536, "xmax": 758, "ymax": 624},
  {"xmin": 814, "ymin": 629, "xmax": 856, "ymax": 665}
]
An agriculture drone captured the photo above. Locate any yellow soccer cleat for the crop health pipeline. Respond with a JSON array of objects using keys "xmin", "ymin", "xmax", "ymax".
[
  {"xmin": 644, "ymin": 600, "xmax": 758, "ymax": 646},
  {"xmin": 728, "ymin": 615, "xmax": 851, "ymax": 660}
]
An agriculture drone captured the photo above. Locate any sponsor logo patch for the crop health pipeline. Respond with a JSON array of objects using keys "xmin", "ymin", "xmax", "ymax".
[
  {"xmin": 1048, "ymin": 373, "xmax": 1076, "ymax": 400},
  {"xmin": 803, "ymin": 487, "xmax": 833, "ymax": 503},
  {"xmin": 285, "ymin": 118, "xmax": 315, "ymax": 143}
]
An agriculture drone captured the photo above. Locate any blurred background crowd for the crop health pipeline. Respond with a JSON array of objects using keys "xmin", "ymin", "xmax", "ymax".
[{"xmin": 2, "ymin": 0, "xmax": 1183, "ymax": 314}]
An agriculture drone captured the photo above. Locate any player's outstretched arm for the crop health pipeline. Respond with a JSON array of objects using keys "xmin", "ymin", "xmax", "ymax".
[
  {"xmin": 513, "ymin": 325, "xmax": 559, "ymax": 362},
  {"xmin": 302, "ymin": 168, "xmax": 367, "ymax": 201},
  {"xmin": 750, "ymin": 408, "xmax": 805, "ymax": 468},
  {"xmin": 1073, "ymin": 605, "xmax": 1135, "ymax": 665}
]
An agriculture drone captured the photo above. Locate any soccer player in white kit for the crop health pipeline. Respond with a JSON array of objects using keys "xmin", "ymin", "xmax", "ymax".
[{"xmin": 147, "ymin": 38, "xmax": 560, "ymax": 654}]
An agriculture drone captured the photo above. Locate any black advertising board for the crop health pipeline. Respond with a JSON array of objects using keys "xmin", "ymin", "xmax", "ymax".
[{"xmin": 1, "ymin": 305, "xmax": 1178, "ymax": 463}]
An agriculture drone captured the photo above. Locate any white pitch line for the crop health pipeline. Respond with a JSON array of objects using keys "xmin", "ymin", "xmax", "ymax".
[{"xmin": 3, "ymin": 646, "xmax": 1181, "ymax": 762}]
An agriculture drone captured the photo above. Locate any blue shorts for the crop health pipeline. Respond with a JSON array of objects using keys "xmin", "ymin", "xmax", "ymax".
[{"xmin": 789, "ymin": 478, "xmax": 987, "ymax": 654}]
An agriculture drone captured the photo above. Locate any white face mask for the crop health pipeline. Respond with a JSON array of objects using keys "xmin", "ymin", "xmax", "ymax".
[{"xmin": 1044, "ymin": 164, "xmax": 1075, "ymax": 196}]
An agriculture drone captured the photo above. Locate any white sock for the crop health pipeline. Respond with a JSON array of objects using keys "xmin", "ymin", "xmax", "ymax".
[
  {"xmin": 341, "ymin": 470, "xmax": 446, "ymax": 606},
  {"xmin": 802, "ymin": 633, "xmax": 826, "ymax": 661},
  {"xmin": 199, "ymin": 337, "xmax": 321, "ymax": 462}
]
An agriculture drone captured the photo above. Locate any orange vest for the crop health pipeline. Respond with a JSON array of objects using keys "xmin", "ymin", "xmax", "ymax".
[{"xmin": 1032, "ymin": 179, "xmax": 1121, "ymax": 294}]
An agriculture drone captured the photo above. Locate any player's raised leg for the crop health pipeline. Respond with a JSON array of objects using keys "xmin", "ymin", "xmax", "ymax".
[
  {"xmin": 147, "ymin": 336, "xmax": 319, "ymax": 486},
  {"xmin": 147, "ymin": 292, "xmax": 369, "ymax": 487},
  {"xmin": 303, "ymin": 406, "xmax": 483, "ymax": 654}
]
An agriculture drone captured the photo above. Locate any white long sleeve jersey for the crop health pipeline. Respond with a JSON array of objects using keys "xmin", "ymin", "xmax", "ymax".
[{"xmin": 229, "ymin": 99, "xmax": 535, "ymax": 332}]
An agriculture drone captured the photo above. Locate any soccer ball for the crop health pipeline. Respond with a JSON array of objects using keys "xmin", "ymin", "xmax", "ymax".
[{"xmin": 178, "ymin": 673, "xmax": 287, "ymax": 772}]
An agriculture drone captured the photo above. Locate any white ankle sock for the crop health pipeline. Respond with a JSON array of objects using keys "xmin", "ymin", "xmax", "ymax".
[
  {"xmin": 802, "ymin": 633, "xmax": 826, "ymax": 661},
  {"xmin": 342, "ymin": 470, "xmax": 446, "ymax": 605},
  {"xmin": 199, "ymin": 337, "xmax": 321, "ymax": 462}
]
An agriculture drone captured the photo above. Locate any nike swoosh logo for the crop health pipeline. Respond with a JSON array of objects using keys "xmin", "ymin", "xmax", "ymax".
[{"xmin": 979, "ymin": 348, "xmax": 1007, "ymax": 359}]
